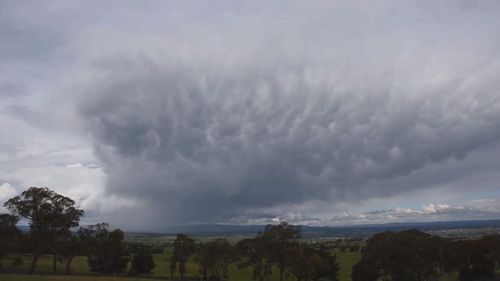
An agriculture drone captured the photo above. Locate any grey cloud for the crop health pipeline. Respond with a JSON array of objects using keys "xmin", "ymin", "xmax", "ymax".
[
  {"xmin": 65, "ymin": 1, "xmax": 500, "ymax": 228},
  {"xmin": 2, "ymin": 1, "xmax": 500, "ymax": 228}
]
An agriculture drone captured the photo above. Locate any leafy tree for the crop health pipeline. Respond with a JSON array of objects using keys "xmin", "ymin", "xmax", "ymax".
[
  {"xmin": 130, "ymin": 253, "xmax": 155, "ymax": 275},
  {"xmin": 0, "ymin": 213, "xmax": 20, "ymax": 270},
  {"xmin": 171, "ymin": 233, "xmax": 196, "ymax": 279},
  {"xmin": 196, "ymin": 238, "xmax": 233, "ymax": 281},
  {"xmin": 260, "ymin": 222, "xmax": 301, "ymax": 281},
  {"xmin": 79, "ymin": 223, "xmax": 129, "ymax": 274},
  {"xmin": 56, "ymin": 234, "xmax": 81, "ymax": 274},
  {"xmin": 351, "ymin": 260, "xmax": 378, "ymax": 281},
  {"xmin": 458, "ymin": 238, "xmax": 495, "ymax": 281},
  {"xmin": 4, "ymin": 187, "xmax": 84, "ymax": 274},
  {"xmin": 354, "ymin": 229, "xmax": 448, "ymax": 281},
  {"xmin": 287, "ymin": 243, "xmax": 340, "ymax": 281},
  {"xmin": 236, "ymin": 237, "xmax": 273, "ymax": 281}
]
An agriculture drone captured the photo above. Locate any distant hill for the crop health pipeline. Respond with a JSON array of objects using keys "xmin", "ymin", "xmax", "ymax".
[
  {"xmin": 18, "ymin": 219, "xmax": 500, "ymax": 238},
  {"xmin": 139, "ymin": 219, "xmax": 500, "ymax": 238}
]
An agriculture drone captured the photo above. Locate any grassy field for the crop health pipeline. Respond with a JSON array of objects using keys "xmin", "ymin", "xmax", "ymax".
[
  {"xmin": 2, "ymin": 252, "xmax": 483, "ymax": 281},
  {"xmin": 1, "ymin": 251, "xmax": 360, "ymax": 281}
]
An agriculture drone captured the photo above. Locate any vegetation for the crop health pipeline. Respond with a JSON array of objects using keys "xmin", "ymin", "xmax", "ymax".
[
  {"xmin": 4, "ymin": 187, "xmax": 84, "ymax": 274},
  {"xmin": 1, "ymin": 186, "xmax": 500, "ymax": 281},
  {"xmin": 170, "ymin": 233, "xmax": 195, "ymax": 278}
]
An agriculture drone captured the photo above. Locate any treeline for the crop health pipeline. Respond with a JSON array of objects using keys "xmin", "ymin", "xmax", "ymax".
[
  {"xmin": 353, "ymin": 229, "xmax": 500, "ymax": 281},
  {"xmin": 0, "ymin": 186, "xmax": 339, "ymax": 280},
  {"xmin": 1, "ymin": 186, "xmax": 500, "ymax": 281}
]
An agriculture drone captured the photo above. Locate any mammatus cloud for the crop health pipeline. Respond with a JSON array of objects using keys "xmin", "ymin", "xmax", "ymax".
[{"xmin": 1, "ymin": 1, "xmax": 500, "ymax": 228}]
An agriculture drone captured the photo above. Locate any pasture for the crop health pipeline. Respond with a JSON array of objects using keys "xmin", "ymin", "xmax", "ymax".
[{"xmin": 1, "ymin": 251, "xmax": 360, "ymax": 281}]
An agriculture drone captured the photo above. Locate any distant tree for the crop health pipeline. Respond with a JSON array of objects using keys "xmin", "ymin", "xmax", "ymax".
[
  {"xmin": 171, "ymin": 233, "xmax": 196, "ymax": 279},
  {"xmin": 351, "ymin": 260, "xmax": 378, "ymax": 281},
  {"xmin": 130, "ymin": 253, "xmax": 155, "ymax": 275},
  {"xmin": 260, "ymin": 222, "xmax": 301, "ymax": 281},
  {"xmin": 0, "ymin": 213, "xmax": 20, "ymax": 270},
  {"xmin": 79, "ymin": 223, "xmax": 129, "ymax": 274},
  {"xmin": 56, "ymin": 234, "xmax": 81, "ymax": 274},
  {"xmin": 236, "ymin": 237, "xmax": 272, "ymax": 281},
  {"xmin": 353, "ymin": 229, "xmax": 448, "ymax": 281},
  {"xmin": 287, "ymin": 243, "xmax": 340, "ymax": 281},
  {"xmin": 458, "ymin": 238, "xmax": 495, "ymax": 281},
  {"xmin": 479, "ymin": 234, "xmax": 500, "ymax": 269},
  {"xmin": 12, "ymin": 256, "xmax": 24, "ymax": 269},
  {"xmin": 4, "ymin": 187, "xmax": 84, "ymax": 274},
  {"xmin": 196, "ymin": 238, "xmax": 233, "ymax": 281}
]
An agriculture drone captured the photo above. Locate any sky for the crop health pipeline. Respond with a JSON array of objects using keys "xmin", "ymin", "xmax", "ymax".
[{"xmin": 1, "ymin": 0, "xmax": 500, "ymax": 230}]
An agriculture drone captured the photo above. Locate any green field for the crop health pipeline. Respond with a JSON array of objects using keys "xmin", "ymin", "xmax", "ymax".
[
  {"xmin": 1, "ymin": 251, "xmax": 360, "ymax": 281},
  {"xmin": 0, "ymin": 252, "xmax": 475, "ymax": 281}
]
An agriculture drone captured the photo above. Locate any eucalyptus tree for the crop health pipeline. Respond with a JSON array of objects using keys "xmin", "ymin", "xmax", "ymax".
[
  {"xmin": 260, "ymin": 222, "xmax": 301, "ymax": 281},
  {"xmin": 171, "ymin": 233, "xmax": 196, "ymax": 279},
  {"xmin": 4, "ymin": 187, "xmax": 84, "ymax": 274},
  {"xmin": 0, "ymin": 213, "xmax": 20, "ymax": 270}
]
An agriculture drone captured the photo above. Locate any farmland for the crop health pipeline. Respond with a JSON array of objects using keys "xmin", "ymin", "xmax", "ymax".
[{"xmin": 1, "ymin": 251, "xmax": 359, "ymax": 281}]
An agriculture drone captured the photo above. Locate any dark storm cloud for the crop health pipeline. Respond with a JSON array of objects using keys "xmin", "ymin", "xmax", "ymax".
[
  {"xmin": 71, "ymin": 0, "xmax": 500, "ymax": 226},
  {"xmin": 2, "ymin": 0, "xmax": 500, "ymax": 227}
]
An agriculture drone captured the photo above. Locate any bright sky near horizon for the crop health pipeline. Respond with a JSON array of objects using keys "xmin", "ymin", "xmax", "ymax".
[{"xmin": 1, "ymin": 0, "xmax": 500, "ymax": 230}]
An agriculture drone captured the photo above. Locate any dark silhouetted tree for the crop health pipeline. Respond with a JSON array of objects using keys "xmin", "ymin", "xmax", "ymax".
[
  {"xmin": 196, "ymin": 238, "xmax": 233, "ymax": 281},
  {"xmin": 4, "ymin": 187, "xmax": 83, "ymax": 274},
  {"xmin": 171, "ymin": 233, "xmax": 195, "ymax": 279},
  {"xmin": 458, "ymin": 238, "xmax": 496, "ymax": 281},
  {"xmin": 353, "ymin": 229, "xmax": 449, "ymax": 281},
  {"xmin": 56, "ymin": 234, "xmax": 81, "ymax": 274},
  {"xmin": 130, "ymin": 253, "xmax": 155, "ymax": 275},
  {"xmin": 0, "ymin": 213, "xmax": 20, "ymax": 271},
  {"xmin": 351, "ymin": 260, "xmax": 378, "ymax": 281},
  {"xmin": 287, "ymin": 243, "xmax": 340, "ymax": 281},
  {"xmin": 260, "ymin": 222, "xmax": 301, "ymax": 281},
  {"xmin": 236, "ymin": 237, "xmax": 272, "ymax": 281},
  {"xmin": 79, "ymin": 223, "xmax": 129, "ymax": 274}
]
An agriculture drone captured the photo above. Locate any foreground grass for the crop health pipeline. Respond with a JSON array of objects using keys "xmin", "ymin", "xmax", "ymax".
[
  {"xmin": 2, "ymin": 252, "xmax": 481, "ymax": 281},
  {"xmin": 0, "ymin": 274, "xmax": 167, "ymax": 281}
]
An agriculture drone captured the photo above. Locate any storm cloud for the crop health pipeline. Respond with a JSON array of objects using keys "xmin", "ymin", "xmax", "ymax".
[{"xmin": 2, "ymin": 1, "xmax": 500, "ymax": 228}]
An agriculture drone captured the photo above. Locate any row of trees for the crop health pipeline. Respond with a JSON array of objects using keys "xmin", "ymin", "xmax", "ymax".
[
  {"xmin": 169, "ymin": 224, "xmax": 340, "ymax": 281},
  {"xmin": 2, "ymin": 186, "xmax": 500, "ymax": 281},
  {"xmin": 0, "ymin": 187, "xmax": 153, "ymax": 275},
  {"xmin": 352, "ymin": 229, "xmax": 500, "ymax": 281},
  {"xmin": 0, "ymin": 186, "xmax": 340, "ymax": 280}
]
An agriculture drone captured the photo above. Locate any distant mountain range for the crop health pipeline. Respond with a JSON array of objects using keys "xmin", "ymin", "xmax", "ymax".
[
  {"xmin": 138, "ymin": 219, "xmax": 500, "ymax": 237},
  {"xmin": 17, "ymin": 219, "xmax": 500, "ymax": 238}
]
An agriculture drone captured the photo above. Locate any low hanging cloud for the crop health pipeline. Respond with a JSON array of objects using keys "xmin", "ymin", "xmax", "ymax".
[{"xmin": 62, "ymin": 1, "xmax": 500, "ymax": 227}]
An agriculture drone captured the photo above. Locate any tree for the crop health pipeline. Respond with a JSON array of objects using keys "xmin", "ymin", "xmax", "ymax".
[
  {"xmin": 4, "ymin": 187, "xmax": 84, "ymax": 274},
  {"xmin": 196, "ymin": 238, "xmax": 233, "ymax": 281},
  {"xmin": 458, "ymin": 238, "xmax": 496, "ymax": 281},
  {"xmin": 0, "ymin": 213, "xmax": 20, "ymax": 270},
  {"xmin": 260, "ymin": 222, "xmax": 301, "ymax": 281},
  {"xmin": 236, "ymin": 237, "xmax": 273, "ymax": 281},
  {"xmin": 287, "ymin": 243, "xmax": 340, "ymax": 281},
  {"xmin": 353, "ymin": 229, "xmax": 449, "ymax": 281},
  {"xmin": 56, "ymin": 234, "xmax": 81, "ymax": 274},
  {"xmin": 171, "ymin": 233, "xmax": 196, "ymax": 279},
  {"xmin": 79, "ymin": 223, "xmax": 129, "ymax": 274},
  {"xmin": 130, "ymin": 253, "xmax": 155, "ymax": 275},
  {"xmin": 351, "ymin": 260, "xmax": 378, "ymax": 281}
]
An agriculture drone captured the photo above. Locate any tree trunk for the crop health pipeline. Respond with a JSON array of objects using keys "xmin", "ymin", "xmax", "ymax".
[
  {"xmin": 65, "ymin": 258, "xmax": 72, "ymax": 275},
  {"xmin": 53, "ymin": 253, "xmax": 57, "ymax": 273},
  {"xmin": 279, "ymin": 264, "xmax": 285, "ymax": 281},
  {"xmin": 28, "ymin": 253, "xmax": 39, "ymax": 274}
]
